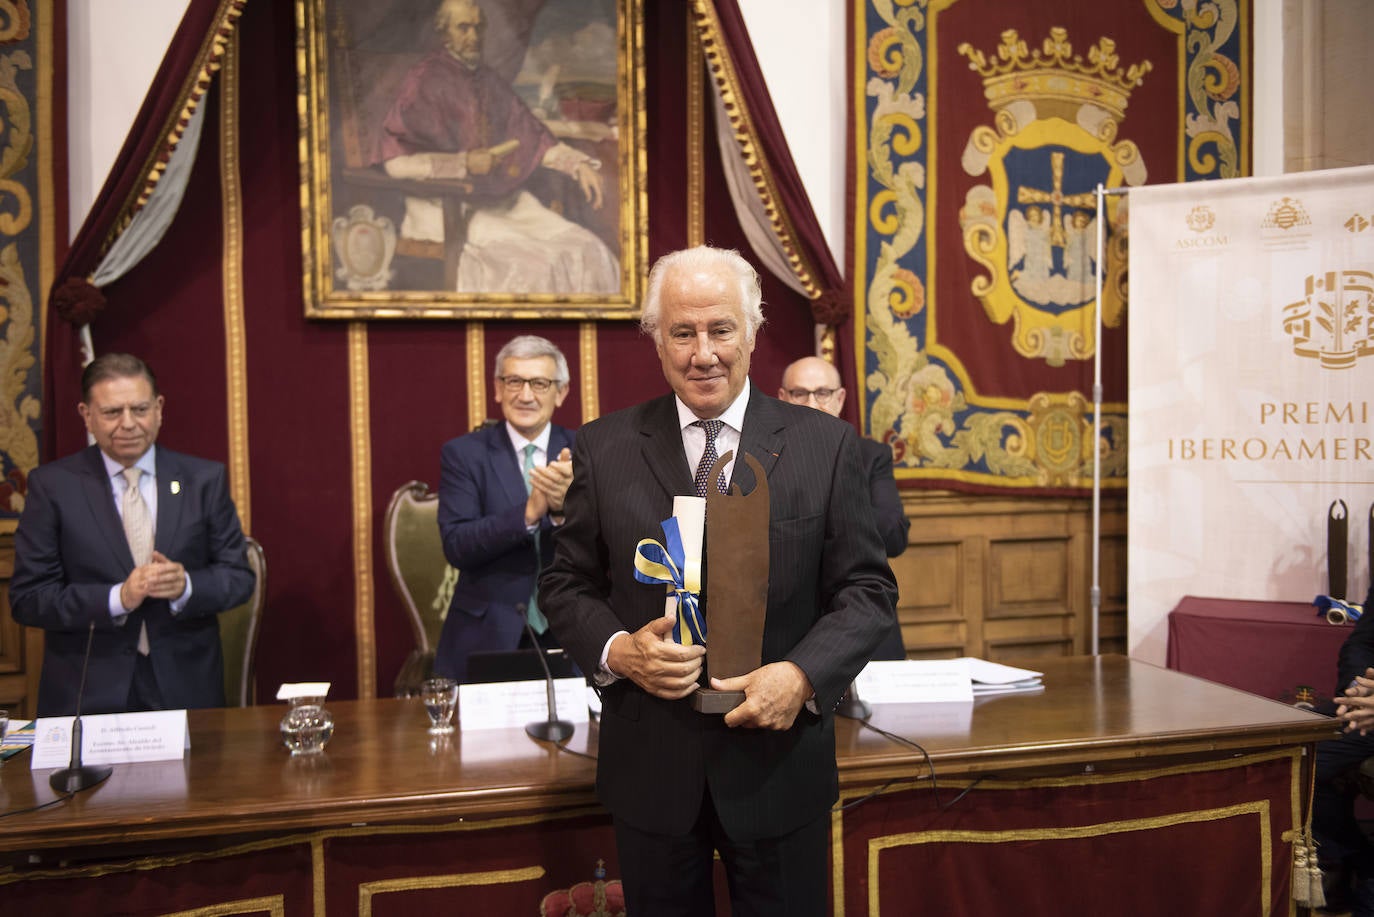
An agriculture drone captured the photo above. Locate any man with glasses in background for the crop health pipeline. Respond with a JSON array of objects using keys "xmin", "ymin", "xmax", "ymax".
[
  {"xmin": 779, "ymin": 356, "xmax": 910, "ymax": 660},
  {"xmin": 435, "ymin": 335, "xmax": 575, "ymax": 681}
]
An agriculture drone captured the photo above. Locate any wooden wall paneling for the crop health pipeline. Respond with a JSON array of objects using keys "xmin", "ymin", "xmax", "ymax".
[
  {"xmin": 891, "ymin": 494, "xmax": 1126, "ymax": 663},
  {"xmin": 1098, "ymin": 505, "xmax": 1129, "ymax": 654},
  {"xmin": 892, "ymin": 540, "xmax": 967, "ymax": 658}
]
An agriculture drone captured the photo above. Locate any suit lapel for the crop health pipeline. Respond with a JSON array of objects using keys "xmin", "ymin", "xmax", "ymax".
[
  {"xmin": 154, "ymin": 447, "xmax": 184, "ymax": 556},
  {"xmin": 486, "ymin": 425, "xmax": 527, "ymax": 507},
  {"xmin": 550, "ymin": 425, "xmax": 573, "ymax": 462},
  {"xmin": 79, "ymin": 446, "xmax": 136, "ymax": 570},
  {"xmin": 736, "ymin": 387, "xmax": 784, "ymax": 490},
  {"xmin": 638, "ymin": 396, "xmax": 694, "ymax": 498}
]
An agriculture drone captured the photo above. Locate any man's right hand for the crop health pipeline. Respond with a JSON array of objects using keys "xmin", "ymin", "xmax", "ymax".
[
  {"xmin": 119, "ymin": 558, "xmax": 184, "ymax": 611},
  {"xmin": 607, "ymin": 616, "xmax": 705, "ymax": 700},
  {"xmin": 1336, "ymin": 669, "xmax": 1374, "ymax": 733}
]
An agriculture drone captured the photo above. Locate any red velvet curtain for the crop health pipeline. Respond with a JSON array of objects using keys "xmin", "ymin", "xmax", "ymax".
[{"xmin": 702, "ymin": 0, "xmax": 849, "ymax": 322}]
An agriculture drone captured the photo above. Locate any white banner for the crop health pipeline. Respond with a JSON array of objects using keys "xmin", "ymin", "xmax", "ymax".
[{"xmin": 1127, "ymin": 165, "xmax": 1374, "ymax": 663}]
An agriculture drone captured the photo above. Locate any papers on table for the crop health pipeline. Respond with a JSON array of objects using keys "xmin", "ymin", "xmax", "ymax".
[
  {"xmin": 854, "ymin": 657, "xmax": 1043, "ymax": 704},
  {"xmin": 963, "ymin": 657, "xmax": 1045, "ymax": 695},
  {"xmin": 459, "ymin": 678, "xmax": 591, "ymax": 731}
]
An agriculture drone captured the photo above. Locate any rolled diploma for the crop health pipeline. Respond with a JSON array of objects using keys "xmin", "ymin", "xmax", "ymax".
[{"xmin": 667, "ymin": 495, "xmax": 706, "ymax": 621}]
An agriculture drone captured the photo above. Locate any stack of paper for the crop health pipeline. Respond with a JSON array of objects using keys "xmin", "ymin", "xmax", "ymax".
[
  {"xmin": 961, "ymin": 657, "xmax": 1044, "ymax": 695},
  {"xmin": 853, "ymin": 658, "xmax": 1045, "ymax": 704}
]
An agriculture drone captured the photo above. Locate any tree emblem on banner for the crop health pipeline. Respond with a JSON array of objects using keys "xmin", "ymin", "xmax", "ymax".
[
  {"xmin": 956, "ymin": 28, "xmax": 1149, "ymax": 367},
  {"xmin": 1283, "ymin": 271, "xmax": 1374, "ymax": 370}
]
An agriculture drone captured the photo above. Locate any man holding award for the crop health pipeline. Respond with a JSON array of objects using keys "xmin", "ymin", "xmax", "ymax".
[{"xmin": 541, "ymin": 246, "xmax": 897, "ymax": 915}]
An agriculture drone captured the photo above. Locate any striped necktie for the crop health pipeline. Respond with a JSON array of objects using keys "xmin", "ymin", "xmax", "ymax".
[
  {"xmin": 121, "ymin": 467, "xmax": 153, "ymax": 655},
  {"xmin": 522, "ymin": 444, "xmax": 548, "ymax": 635}
]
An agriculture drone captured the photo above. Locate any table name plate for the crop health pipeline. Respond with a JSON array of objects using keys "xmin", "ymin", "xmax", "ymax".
[{"xmin": 31, "ymin": 711, "xmax": 189, "ymax": 769}]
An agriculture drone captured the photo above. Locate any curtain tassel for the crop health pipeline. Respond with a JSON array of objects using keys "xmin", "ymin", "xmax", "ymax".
[
  {"xmin": 1306, "ymin": 830, "xmax": 1326, "ymax": 909},
  {"xmin": 1293, "ymin": 833, "xmax": 1312, "ymax": 906}
]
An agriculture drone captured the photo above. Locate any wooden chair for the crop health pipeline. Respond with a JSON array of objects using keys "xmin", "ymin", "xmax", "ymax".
[
  {"xmin": 384, "ymin": 481, "xmax": 458, "ymax": 696},
  {"xmin": 219, "ymin": 536, "xmax": 266, "ymax": 707}
]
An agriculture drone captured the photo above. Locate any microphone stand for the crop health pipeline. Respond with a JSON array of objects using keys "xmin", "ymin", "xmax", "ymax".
[
  {"xmin": 523, "ymin": 617, "xmax": 574, "ymax": 743},
  {"xmin": 49, "ymin": 622, "xmax": 114, "ymax": 794}
]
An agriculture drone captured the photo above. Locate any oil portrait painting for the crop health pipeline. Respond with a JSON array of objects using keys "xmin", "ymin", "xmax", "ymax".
[{"xmin": 298, "ymin": 0, "xmax": 645, "ymax": 319}]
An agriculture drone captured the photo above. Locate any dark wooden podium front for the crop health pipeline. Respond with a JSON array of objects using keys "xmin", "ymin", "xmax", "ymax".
[{"xmin": 0, "ymin": 656, "xmax": 1339, "ymax": 915}]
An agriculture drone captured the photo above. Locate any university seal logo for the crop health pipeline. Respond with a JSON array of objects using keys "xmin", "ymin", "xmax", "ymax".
[
  {"xmin": 957, "ymin": 28, "xmax": 1151, "ymax": 367},
  {"xmin": 1186, "ymin": 205, "xmax": 1216, "ymax": 233}
]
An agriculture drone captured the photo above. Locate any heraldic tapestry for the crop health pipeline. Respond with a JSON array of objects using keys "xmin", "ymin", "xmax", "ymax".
[
  {"xmin": 853, "ymin": 0, "xmax": 1251, "ymax": 491},
  {"xmin": 0, "ymin": 2, "xmax": 56, "ymax": 527}
]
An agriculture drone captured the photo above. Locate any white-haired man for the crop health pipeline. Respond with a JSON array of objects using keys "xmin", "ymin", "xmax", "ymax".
[{"xmin": 542, "ymin": 246, "xmax": 897, "ymax": 915}]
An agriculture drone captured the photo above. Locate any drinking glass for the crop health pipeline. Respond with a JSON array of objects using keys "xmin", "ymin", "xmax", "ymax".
[
  {"xmin": 279, "ymin": 696, "xmax": 334, "ymax": 756},
  {"xmin": 421, "ymin": 678, "xmax": 458, "ymax": 735}
]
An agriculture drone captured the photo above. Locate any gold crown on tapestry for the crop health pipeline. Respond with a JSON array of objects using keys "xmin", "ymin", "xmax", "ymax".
[{"xmin": 957, "ymin": 27, "xmax": 1151, "ymax": 121}]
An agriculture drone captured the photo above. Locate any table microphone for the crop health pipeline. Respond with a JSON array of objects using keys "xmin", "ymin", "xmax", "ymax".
[
  {"xmin": 522, "ymin": 615, "xmax": 574, "ymax": 743},
  {"xmin": 49, "ymin": 621, "xmax": 114, "ymax": 794}
]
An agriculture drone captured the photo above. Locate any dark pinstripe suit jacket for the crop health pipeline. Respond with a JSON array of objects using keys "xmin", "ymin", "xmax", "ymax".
[{"xmin": 541, "ymin": 386, "xmax": 897, "ymax": 842}]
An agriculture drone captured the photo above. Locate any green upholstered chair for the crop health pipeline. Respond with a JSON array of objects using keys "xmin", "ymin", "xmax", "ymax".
[
  {"xmin": 384, "ymin": 481, "xmax": 457, "ymax": 696},
  {"xmin": 219, "ymin": 536, "xmax": 266, "ymax": 707}
]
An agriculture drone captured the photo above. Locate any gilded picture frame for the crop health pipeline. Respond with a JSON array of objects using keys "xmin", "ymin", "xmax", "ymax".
[{"xmin": 297, "ymin": 0, "xmax": 646, "ymax": 319}]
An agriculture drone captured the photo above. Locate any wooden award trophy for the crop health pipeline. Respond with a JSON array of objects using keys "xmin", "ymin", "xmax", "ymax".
[{"xmin": 691, "ymin": 451, "xmax": 770, "ymax": 714}]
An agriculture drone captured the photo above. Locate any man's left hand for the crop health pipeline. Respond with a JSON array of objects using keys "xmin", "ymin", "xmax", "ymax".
[
  {"xmin": 144, "ymin": 550, "xmax": 188, "ymax": 600},
  {"xmin": 713, "ymin": 661, "xmax": 812, "ymax": 731}
]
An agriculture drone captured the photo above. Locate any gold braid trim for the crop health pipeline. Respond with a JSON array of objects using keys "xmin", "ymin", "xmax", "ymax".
[
  {"xmin": 689, "ymin": 0, "xmax": 823, "ymax": 300},
  {"xmin": 98, "ymin": 0, "xmax": 248, "ymax": 260},
  {"xmin": 0, "ymin": 805, "xmax": 608, "ymax": 885}
]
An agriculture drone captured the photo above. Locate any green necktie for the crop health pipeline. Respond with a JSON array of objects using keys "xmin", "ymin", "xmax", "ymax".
[{"xmin": 522, "ymin": 444, "xmax": 548, "ymax": 634}]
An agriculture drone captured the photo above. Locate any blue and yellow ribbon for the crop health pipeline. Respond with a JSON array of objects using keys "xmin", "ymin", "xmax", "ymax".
[{"xmin": 633, "ymin": 517, "xmax": 706, "ymax": 646}]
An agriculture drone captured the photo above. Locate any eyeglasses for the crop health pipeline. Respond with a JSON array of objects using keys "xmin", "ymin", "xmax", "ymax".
[
  {"xmin": 498, "ymin": 375, "xmax": 558, "ymax": 394},
  {"xmin": 785, "ymin": 387, "xmax": 837, "ymax": 403}
]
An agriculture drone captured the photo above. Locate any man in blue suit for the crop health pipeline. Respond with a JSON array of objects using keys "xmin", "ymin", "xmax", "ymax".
[
  {"xmin": 11, "ymin": 353, "xmax": 255, "ymax": 716},
  {"xmin": 435, "ymin": 334, "xmax": 575, "ymax": 682}
]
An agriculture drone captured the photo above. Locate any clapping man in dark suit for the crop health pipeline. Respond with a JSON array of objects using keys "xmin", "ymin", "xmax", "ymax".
[
  {"xmin": 779, "ymin": 355, "xmax": 910, "ymax": 660},
  {"xmin": 435, "ymin": 334, "xmax": 574, "ymax": 682},
  {"xmin": 541, "ymin": 246, "xmax": 897, "ymax": 916},
  {"xmin": 11, "ymin": 353, "xmax": 255, "ymax": 716}
]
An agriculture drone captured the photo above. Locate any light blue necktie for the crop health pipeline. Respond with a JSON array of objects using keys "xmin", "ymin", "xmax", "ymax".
[{"xmin": 522, "ymin": 444, "xmax": 549, "ymax": 634}]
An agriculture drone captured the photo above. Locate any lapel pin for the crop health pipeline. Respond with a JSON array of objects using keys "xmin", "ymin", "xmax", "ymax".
[{"xmin": 171, "ymin": 480, "xmax": 181, "ymax": 495}]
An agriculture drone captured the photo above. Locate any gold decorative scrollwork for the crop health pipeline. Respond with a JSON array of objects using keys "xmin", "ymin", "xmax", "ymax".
[
  {"xmin": 0, "ymin": 2, "xmax": 32, "ymax": 45},
  {"xmin": 0, "ymin": 49, "xmax": 33, "ymax": 237}
]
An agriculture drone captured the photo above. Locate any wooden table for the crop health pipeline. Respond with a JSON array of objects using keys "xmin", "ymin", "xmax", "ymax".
[{"xmin": 0, "ymin": 656, "xmax": 1340, "ymax": 915}]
